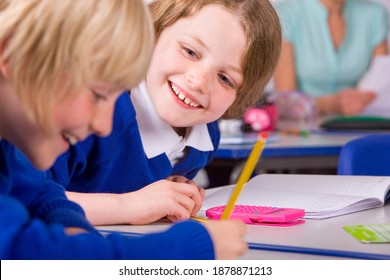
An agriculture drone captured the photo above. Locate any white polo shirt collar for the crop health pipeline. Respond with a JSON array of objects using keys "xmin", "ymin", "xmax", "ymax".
[{"xmin": 130, "ymin": 81, "xmax": 214, "ymax": 160}]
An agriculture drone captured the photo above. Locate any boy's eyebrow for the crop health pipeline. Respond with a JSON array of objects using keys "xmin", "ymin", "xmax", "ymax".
[
  {"xmin": 92, "ymin": 84, "xmax": 123, "ymax": 95},
  {"xmin": 227, "ymin": 64, "xmax": 243, "ymax": 76},
  {"xmin": 188, "ymin": 34, "xmax": 209, "ymax": 51},
  {"xmin": 189, "ymin": 35, "xmax": 243, "ymax": 76}
]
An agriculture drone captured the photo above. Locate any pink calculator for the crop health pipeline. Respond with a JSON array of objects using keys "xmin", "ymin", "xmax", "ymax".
[{"xmin": 206, "ymin": 205, "xmax": 305, "ymax": 226}]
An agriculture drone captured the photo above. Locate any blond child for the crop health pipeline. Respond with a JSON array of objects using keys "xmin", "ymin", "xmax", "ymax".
[{"xmin": 0, "ymin": 0, "xmax": 246, "ymax": 259}]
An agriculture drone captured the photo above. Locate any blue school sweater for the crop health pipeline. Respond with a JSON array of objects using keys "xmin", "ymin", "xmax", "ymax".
[
  {"xmin": 47, "ymin": 92, "xmax": 220, "ymax": 194},
  {"xmin": 0, "ymin": 140, "xmax": 214, "ymax": 259}
]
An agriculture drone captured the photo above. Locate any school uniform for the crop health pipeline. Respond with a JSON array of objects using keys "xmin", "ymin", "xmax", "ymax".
[
  {"xmin": 48, "ymin": 82, "xmax": 220, "ymax": 194},
  {"xmin": 0, "ymin": 139, "xmax": 214, "ymax": 259}
]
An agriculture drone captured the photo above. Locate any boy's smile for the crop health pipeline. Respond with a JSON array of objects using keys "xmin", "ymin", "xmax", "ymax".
[
  {"xmin": 146, "ymin": 4, "xmax": 246, "ymax": 128},
  {"xmin": 0, "ymin": 79, "xmax": 122, "ymax": 170},
  {"xmin": 170, "ymin": 81, "xmax": 201, "ymax": 108}
]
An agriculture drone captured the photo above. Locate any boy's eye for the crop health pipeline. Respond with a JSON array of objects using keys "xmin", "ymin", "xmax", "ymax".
[
  {"xmin": 91, "ymin": 89, "xmax": 107, "ymax": 103},
  {"xmin": 219, "ymin": 74, "xmax": 234, "ymax": 88},
  {"xmin": 182, "ymin": 47, "xmax": 198, "ymax": 59}
]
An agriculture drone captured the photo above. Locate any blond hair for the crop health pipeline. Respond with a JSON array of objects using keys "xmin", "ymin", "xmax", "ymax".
[
  {"xmin": 0, "ymin": 0, "xmax": 154, "ymax": 129},
  {"xmin": 149, "ymin": 0, "xmax": 281, "ymax": 119}
]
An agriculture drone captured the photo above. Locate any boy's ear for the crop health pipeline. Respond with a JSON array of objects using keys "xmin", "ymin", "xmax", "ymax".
[
  {"xmin": 0, "ymin": 58, "xmax": 10, "ymax": 79},
  {"xmin": 0, "ymin": 39, "xmax": 10, "ymax": 78}
]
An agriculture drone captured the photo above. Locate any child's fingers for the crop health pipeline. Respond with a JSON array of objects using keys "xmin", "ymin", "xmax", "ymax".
[
  {"xmin": 159, "ymin": 179, "xmax": 203, "ymax": 217},
  {"xmin": 173, "ymin": 183, "xmax": 203, "ymax": 215},
  {"xmin": 198, "ymin": 186, "xmax": 205, "ymax": 201},
  {"xmin": 174, "ymin": 178, "xmax": 204, "ymax": 213},
  {"xmin": 203, "ymin": 220, "xmax": 248, "ymax": 259},
  {"xmin": 168, "ymin": 191, "xmax": 197, "ymax": 219},
  {"xmin": 167, "ymin": 175, "xmax": 198, "ymax": 186}
]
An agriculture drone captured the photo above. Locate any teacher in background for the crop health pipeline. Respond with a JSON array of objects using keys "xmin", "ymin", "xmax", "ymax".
[{"xmin": 274, "ymin": 0, "xmax": 389, "ymax": 117}]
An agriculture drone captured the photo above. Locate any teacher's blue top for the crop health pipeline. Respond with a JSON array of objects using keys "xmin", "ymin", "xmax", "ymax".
[{"xmin": 275, "ymin": 0, "xmax": 389, "ymax": 96}]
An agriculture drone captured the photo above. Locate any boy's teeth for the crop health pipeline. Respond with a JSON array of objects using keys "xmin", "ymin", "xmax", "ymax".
[
  {"xmin": 63, "ymin": 132, "xmax": 77, "ymax": 145},
  {"xmin": 171, "ymin": 84, "xmax": 200, "ymax": 107}
]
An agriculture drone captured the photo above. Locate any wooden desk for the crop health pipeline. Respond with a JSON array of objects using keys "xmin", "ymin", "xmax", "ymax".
[{"xmin": 206, "ymin": 131, "xmax": 375, "ymax": 186}]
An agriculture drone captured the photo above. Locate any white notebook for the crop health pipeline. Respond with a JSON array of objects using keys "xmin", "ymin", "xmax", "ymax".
[{"xmin": 201, "ymin": 174, "xmax": 390, "ymax": 219}]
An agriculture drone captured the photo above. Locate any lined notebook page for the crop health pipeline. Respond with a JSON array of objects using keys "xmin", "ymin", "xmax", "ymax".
[{"xmin": 247, "ymin": 174, "xmax": 390, "ymax": 198}]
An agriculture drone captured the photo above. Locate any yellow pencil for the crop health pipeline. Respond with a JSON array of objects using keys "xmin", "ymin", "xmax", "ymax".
[
  {"xmin": 190, "ymin": 216, "xmax": 209, "ymax": 222},
  {"xmin": 220, "ymin": 132, "xmax": 267, "ymax": 220}
]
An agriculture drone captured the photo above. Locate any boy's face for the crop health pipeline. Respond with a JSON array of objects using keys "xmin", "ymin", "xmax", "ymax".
[
  {"xmin": 146, "ymin": 4, "xmax": 246, "ymax": 127},
  {"xmin": 3, "ymin": 80, "xmax": 122, "ymax": 170}
]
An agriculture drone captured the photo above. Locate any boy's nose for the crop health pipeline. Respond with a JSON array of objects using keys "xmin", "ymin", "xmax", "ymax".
[
  {"xmin": 185, "ymin": 66, "xmax": 209, "ymax": 91},
  {"xmin": 91, "ymin": 103, "xmax": 114, "ymax": 137}
]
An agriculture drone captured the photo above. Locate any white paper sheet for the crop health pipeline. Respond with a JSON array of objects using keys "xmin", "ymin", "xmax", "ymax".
[{"xmin": 358, "ymin": 56, "xmax": 390, "ymax": 117}]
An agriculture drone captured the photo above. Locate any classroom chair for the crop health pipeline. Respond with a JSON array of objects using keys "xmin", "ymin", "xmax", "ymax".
[{"xmin": 337, "ymin": 134, "xmax": 390, "ymax": 176}]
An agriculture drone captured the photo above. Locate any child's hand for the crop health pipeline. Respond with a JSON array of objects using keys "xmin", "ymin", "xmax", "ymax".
[
  {"xmin": 119, "ymin": 179, "xmax": 204, "ymax": 224},
  {"xmin": 203, "ymin": 220, "xmax": 248, "ymax": 259},
  {"xmin": 167, "ymin": 175, "xmax": 205, "ymax": 208}
]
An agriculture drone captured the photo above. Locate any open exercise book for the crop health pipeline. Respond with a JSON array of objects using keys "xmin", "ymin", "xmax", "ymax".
[{"xmin": 201, "ymin": 174, "xmax": 390, "ymax": 219}]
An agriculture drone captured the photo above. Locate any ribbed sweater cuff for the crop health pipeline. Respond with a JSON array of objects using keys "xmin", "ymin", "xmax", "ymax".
[
  {"xmin": 171, "ymin": 220, "xmax": 215, "ymax": 259},
  {"xmin": 34, "ymin": 199, "xmax": 96, "ymax": 232}
]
